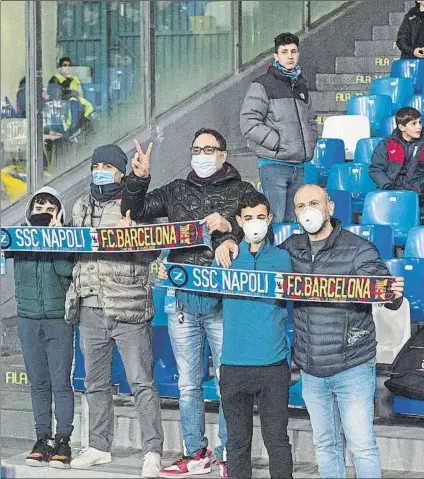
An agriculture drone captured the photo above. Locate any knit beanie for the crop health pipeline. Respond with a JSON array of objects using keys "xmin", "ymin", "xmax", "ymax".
[{"xmin": 91, "ymin": 144, "xmax": 128, "ymax": 174}]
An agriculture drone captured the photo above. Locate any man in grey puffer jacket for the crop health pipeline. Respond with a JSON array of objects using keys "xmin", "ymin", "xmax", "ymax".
[
  {"xmin": 240, "ymin": 32, "xmax": 317, "ymax": 223},
  {"xmin": 66, "ymin": 144, "xmax": 163, "ymax": 478}
]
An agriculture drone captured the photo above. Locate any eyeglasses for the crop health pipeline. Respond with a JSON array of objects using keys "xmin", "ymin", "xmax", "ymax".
[
  {"xmin": 62, "ymin": 63, "xmax": 71, "ymax": 67},
  {"xmin": 190, "ymin": 146, "xmax": 224, "ymax": 155}
]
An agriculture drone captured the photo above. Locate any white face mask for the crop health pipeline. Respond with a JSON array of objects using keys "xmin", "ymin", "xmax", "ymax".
[
  {"xmin": 298, "ymin": 207, "xmax": 324, "ymax": 234},
  {"xmin": 191, "ymin": 154, "xmax": 219, "ymax": 178},
  {"xmin": 243, "ymin": 219, "xmax": 269, "ymax": 243}
]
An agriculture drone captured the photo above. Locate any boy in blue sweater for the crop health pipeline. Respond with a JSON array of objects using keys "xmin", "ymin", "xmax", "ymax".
[{"xmin": 159, "ymin": 192, "xmax": 293, "ymax": 479}]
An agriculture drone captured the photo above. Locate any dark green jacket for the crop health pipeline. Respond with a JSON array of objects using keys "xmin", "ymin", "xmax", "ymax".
[{"xmin": 13, "ymin": 251, "xmax": 74, "ymax": 319}]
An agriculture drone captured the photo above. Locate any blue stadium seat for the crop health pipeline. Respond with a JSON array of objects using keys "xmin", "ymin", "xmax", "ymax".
[
  {"xmin": 326, "ymin": 163, "xmax": 377, "ymax": 214},
  {"xmin": 347, "ymin": 95, "xmax": 392, "ymax": 137},
  {"xmin": 385, "ymin": 258, "xmax": 424, "ymax": 323},
  {"xmin": 272, "ymin": 223, "xmax": 303, "ymax": 245},
  {"xmin": 354, "ymin": 138, "xmax": 384, "ymax": 164},
  {"xmin": 404, "ymin": 227, "xmax": 424, "ymax": 258},
  {"xmin": 390, "ymin": 59, "xmax": 424, "ymax": 93},
  {"xmin": 326, "ymin": 189, "xmax": 353, "ymax": 225},
  {"xmin": 311, "ymin": 138, "xmax": 345, "ymax": 186},
  {"xmin": 379, "ymin": 114, "xmax": 396, "ymax": 138},
  {"xmin": 345, "ymin": 224, "xmax": 394, "ymax": 259},
  {"xmin": 370, "ymin": 77, "xmax": 414, "ymax": 113},
  {"xmin": 362, "ymin": 191, "xmax": 420, "ymax": 246},
  {"xmin": 403, "ymin": 94, "xmax": 424, "ymax": 115},
  {"xmin": 304, "ymin": 162, "xmax": 318, "ymax": 184}
]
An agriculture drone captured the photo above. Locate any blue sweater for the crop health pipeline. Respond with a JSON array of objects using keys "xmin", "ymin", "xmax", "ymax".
[{"xmin": 177, "ymin": 239, "xmax": 292, "ymax": 366}]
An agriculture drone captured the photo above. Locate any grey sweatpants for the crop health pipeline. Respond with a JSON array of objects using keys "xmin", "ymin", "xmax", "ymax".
[{"xmin": 79, "ymin": 306, "xmax": 164, "ymax": 454}]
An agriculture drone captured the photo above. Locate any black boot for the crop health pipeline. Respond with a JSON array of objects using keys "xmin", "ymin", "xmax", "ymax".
[
  {"xmin": 49, "ymin": 434, "xmax": 71, "ymax": 469},
  {"xmin": 25, "ymin": 436, "xmax": 53, "ymax": 467}
]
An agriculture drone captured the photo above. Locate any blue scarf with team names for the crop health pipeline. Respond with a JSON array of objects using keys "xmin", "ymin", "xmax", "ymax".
[{"xmin": 273, "ymin": 59, "xmax": 301, "ymax": 89}]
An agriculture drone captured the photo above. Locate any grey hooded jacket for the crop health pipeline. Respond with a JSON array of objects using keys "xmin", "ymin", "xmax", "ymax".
[
  {"xmin": 240, "ymin": 66, "xmax": 318, "ymax": 163},
  {"xmin": 65, "ymin": 193, "xmax": 157, "ymax": 325}
]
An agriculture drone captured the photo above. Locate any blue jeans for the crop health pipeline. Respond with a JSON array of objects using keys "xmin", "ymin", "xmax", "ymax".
[
  {"xmin": 168, "ymin": 301, "xmax": 227, "ymax": 459},
  {"xmin": 258, "ymin": 163, "xmax": 305, "ymax": 223},
  {"xmin": 301, "ymin": 363, "xmax": 381, "ymax": 479}
]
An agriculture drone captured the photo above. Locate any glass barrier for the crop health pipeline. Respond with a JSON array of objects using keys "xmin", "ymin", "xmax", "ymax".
[
  {"xmin": 1, "ymin": 1, "xmax": 28, "ymax": 209},
  {"xmin": 155, "ymin": 0, "xmax": 232, "ymax": 114},
  {"xmin": 37, "ymin": 1, "xmax": 145, "ymax": 183},
  {"xmin": 310, "ymin": 1, "xmax": 347, "ymax": 25},
  {"xmin": 242, "ymin": 1, "xmax": 303, "ymax": 65}
]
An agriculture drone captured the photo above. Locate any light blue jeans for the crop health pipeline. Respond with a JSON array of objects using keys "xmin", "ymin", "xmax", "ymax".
[
  {"xmin": 301, "ymin": 363, "xmax": 381, "ymax": 479},
  {"xmin": 168, "ymin": 301, "xmax": 227, "ymax": 459}
]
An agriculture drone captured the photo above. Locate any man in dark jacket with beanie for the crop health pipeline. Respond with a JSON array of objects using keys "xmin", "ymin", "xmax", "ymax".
[
  {"xmin": 121, "ymin": 129, "xmax": 256, "ymax": 477},
  {"xmin": 214, "ymin": 184, "xmax": 404, "ymax": 479},
  {"xmin": 67, "ymin": 144, "xmax": 164, "ymax": 478},
  {"xmin": 397, "ymin": 1, "xmax": 424, "ymax": 58},
  {"xmin": 240, "ymin": 32, "xmax": 317, "ymax": 223}
]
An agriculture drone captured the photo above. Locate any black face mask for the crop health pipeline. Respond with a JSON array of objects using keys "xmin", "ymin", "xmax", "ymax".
[{"xmin": 29, "ymin": 213, "xmax": 53, "ymax": 226}]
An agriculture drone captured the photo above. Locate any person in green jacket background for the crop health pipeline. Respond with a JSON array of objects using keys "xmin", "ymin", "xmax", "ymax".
[{"xmin": 10, "ymin": 186, "xmax": 75, "ymax": 469}]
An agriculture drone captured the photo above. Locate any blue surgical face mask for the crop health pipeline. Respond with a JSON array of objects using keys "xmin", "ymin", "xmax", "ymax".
[{"xmin": 92, "ymin": 170, "xmax": 116, "ymax": 186}]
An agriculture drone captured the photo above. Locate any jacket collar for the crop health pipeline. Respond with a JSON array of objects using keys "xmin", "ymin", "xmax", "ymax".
[
  {"xmin": 268, "ymin": 65, "xmax": 306, "ymax": 86},
  {"xmin": 187, "ymin": 162, "xmax": 242, "ymax": 187},
  {"xmin": 294, "ymin": 218, "xmax": 343, "ymax": 253}
]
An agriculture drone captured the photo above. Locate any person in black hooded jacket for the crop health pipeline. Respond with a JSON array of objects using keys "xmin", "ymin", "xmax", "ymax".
[
  {"xmin": 396, "ymin": 1, "xmax": 424, "ymax": 58},
  {"xmin": 121, "ymin": 128, "xmax": 256, "ymax": 476}
]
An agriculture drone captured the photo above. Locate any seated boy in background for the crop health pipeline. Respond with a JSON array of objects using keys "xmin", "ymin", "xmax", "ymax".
[{"xmin": 159, "ymin": 191, "xmax": 293, "ymax": 479}]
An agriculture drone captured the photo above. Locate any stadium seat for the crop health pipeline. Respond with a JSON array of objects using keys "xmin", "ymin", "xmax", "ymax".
[
  {"xmin": 379, "ymin": 114, "xmax": 396, "ymax": 138},
  {"xmin": 272, "ymin": 223, "xmax": 303, "ymax": 245},
  {"xmin": 354, "ymin": 137, "xmax": 384, "ymax": 164},
  {"xmin": 347, "ymin": 95, "xmax": 392, "ymax": 137},
  {"xmin": 385, "ymin": 258, "xmax": 424, "ymax": 323},
  {"xmin": 390, "ymin": 58, "xmax": 424, "ymax": 93},
  {"xmin": 373, "ymin": 297, "xmax": 411, "ymax": 364},
  {"xmin": 345, "ymin": 224, "xmax": 394, "ymax": 259},
  {"xmin": 404, "ymin": 227, "xmax": 424, "ymax": 258},
  {"xmin": 326, "ymin": 189, "xmax": 353, "ymax": 225},
  {"xmin": 304, "ymin": 162, "xmax": 318, "ymax": 184},
  {"xmin": 322, "ymin": 115, "xmax": 370, "ymax": 160},
  {"xmin": 311, "ymin": 138, "xmax": 345, "ymax": 186},
  {"xmin": 370, "ymin": 77, "xmax": 414, "ymax": 113},
  {"xmin": 403, "ymin": 94, "xmax": 424, "ymax": 115},
  {"xmin": 362, "ymin": 191, "xmax": 420, "ymax": 246},
  {"xmin": 326, "ymin": 163, "xmax": 377, "ymax": 213}
]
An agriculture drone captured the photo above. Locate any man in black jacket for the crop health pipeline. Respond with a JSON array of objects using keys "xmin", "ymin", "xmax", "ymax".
[
  {"xmin": 215, "ymin": 184, "xmax": 404, "ymax": 479},
  {"xmin": 121, "ymin": 128, "xmax": 256, "ymax": 478},
  {"xmin": 397, "ymin": 1, "xmax": 424, "ymax": 59}
]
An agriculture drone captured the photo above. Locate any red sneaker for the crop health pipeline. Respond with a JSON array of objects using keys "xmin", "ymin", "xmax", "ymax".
[
  {"xmin": 160, "ymin": 448, "xmax": 212, "ymax": 477},
  {"xmin": 218, "ymin": 461, "xmax": 228, "ymax": 478}
]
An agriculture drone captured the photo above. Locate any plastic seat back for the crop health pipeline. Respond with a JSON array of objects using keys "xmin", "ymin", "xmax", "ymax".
[
  {"xmin": 322, "ymin": 115, "xmax": 370, "ymax": 160},
  {"xmin": 390, "ymin": 58, "xmax": 424, "ymax": 93},
  {"xmin": 404, "ymin": 227, "xmax": 424, "ymax": 258},
  {"xmin": 362, "ymin": 191, "xmax": 420, "ymax": 246},
  {"xmin": 326, "ymin": 189, "xmax": 353, "ymax": 225},
  {"xmin": 379, "ymin": 115, "xmax": 397, "ymax": 138},
  {"xmin": 347, "ymin": 95, "xmax": 392, "ymax": 136},
  {"xmin": 385, "ymin": 258, "xmax": 424, "ymax": 322},
  {"xmin": 311, "ymin": 138, "xmax": 345, "ymax": 185},
  {"xmin": 370, "ymin": 77, "xmax": 414, "ymax": 112},
  {"xmin": 345, "ymin": 224, "xmax": 394, "ymax": 259},
  {"xmin": 354, "ymin": 137, "xmax": 384, "ymax": 164},
  {"xmin": 403, "ymin": 94, "xmax": 424, "ymax": 115},
  {"xmin": 272, "ymin": 223, "xmax": 303, "ymax": 246}
]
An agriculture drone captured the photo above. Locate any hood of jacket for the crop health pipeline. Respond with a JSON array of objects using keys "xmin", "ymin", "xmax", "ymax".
[{"xmin": 25, "ymin": 186, "xmax": 66, "ymax": 225}]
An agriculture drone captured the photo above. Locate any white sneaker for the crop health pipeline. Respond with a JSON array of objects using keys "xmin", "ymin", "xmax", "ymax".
[
  {"xmin": 141, "ymin": 452, "xmax": 161, "ymax": 478},
  {"xmin": 70, "ymin": 446, "xmax": 112, "ymax": 469}
]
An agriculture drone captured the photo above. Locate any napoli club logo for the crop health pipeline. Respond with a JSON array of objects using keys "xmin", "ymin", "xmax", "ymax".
[
  {"xmin": 0, "ymin": 229, "xmax": 12, "ymax": 250},
  {"xmin": 168, "ymin": 265, "xmax": 189, "ymax": 288}
]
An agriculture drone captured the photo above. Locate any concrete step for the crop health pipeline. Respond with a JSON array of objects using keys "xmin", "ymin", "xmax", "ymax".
[
  {"xmin": 405, "ymin": 0, "xmax": 415, "ymax": 10},
  {"xmin": 373, "ymin": 25, "xmax": 399, "ymax": 40},
  {"xmin": 315, "ymin": 73, "xmax": 387, "ymax": 91},
  {"xmin": 1, "ymin": 355, "xmax": 30, "ymax": 394},
  {"xmin": 389, "ymin": 11, "xmax": 406, "ymax": 25},
  {"xmin": 311, "ymin": 91, "xmax": 366, "ymax": 112},
  {"xmin": 336, "ymin": 56, "xmax": 399, "ymax": 74},
  {"xmin": 355, "ymin": 40, "xmax": 399, "ymax": 56}
]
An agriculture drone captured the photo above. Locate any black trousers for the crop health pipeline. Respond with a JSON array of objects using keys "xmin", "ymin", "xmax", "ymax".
[{"xmin": 220, "ymin": 360, "xmax": 293, "ymax": 479}]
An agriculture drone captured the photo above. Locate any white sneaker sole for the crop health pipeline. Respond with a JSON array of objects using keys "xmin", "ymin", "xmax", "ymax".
[
  {"xmin": 50, "ymin": 460, "xmax": 71, "ymax": 469},
  {"xmin": 160, "ymin": 467, "xmax": 211, "ymax": 478},
  {"xmin": 25, "ymin": 459, "xmax": 48, "ymax": 467},
  {"xmin": 70, "ymin": 457, "xmax": 112, "ymax": 469}
]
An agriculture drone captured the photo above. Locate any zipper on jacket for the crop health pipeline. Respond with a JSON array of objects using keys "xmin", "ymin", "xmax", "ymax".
[{"xmin": 293, "ymin": 91, "xmax": 307, "ymax": 160}]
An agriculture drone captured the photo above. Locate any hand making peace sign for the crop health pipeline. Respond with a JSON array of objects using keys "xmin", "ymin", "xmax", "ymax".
[{"xmin": 132, "ymin": 139, "xmax": 153, "ymax": 178}]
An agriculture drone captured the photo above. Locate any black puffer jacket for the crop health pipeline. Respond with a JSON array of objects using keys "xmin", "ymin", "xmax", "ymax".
[
  {"xmin": 281, "ymin": 219, "xmax": 403, "ymax": 378},
  {"xmin": 121, "ymin": 163, "xmax": 256, "ymax": 266},
  {"xmin": 397, "ymin": 2, "xmax": 424, "ymax": 58}
]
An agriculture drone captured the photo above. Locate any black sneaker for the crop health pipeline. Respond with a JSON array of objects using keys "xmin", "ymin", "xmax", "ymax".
[
  {"xmin": 25, "ymin": 437, "xmax": 53, "ymax": 467},
  {"xmin": 49, "ymin": 435, "xmax": 71, "ymax": 469}
]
